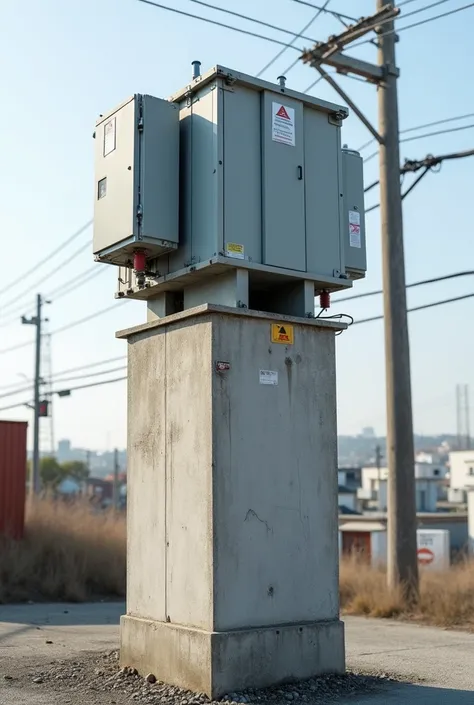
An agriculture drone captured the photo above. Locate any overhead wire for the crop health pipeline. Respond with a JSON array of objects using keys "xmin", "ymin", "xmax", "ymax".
[
  {"xmin": 363, "ymin": 123, "xmax": 474, "ymax": 163},
  {"xmin": 351, "ymin": 2, "xmax": 474, "ymax": 49},
  {"xmin": 137, "ymin": 0, "xmax": 305, "ymax": 51},
  {"xmin": 357, "ymin": 112, "xmax": 474, "ymax": 152},
  {"xmin": 262, "ymin": 0, "xmax": 332, "ymax": 78},
  {"xmin": 0, "ymin": 365, "xmax": 128, "ymax": 400},
  {"xmin": 0, "ymin": 375, "xmax": 127, "ymax": 413},
  {"xmin": 352, "ymin": 292, "xmax": 474, "ymax": 325},
  {"xmin": 335, "ymin": 270, "xmax": 474, "ymax": 303},
  {"xmin": 0, "ymin": 220, "xmax": 92, "ymax": 297},
  {"xmin": 0, "ymin": 239, "xmax": 91, "ymax": 312}
]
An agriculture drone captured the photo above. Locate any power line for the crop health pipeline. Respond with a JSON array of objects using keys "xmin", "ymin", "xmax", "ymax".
[
  {"xmin": 45, "ymin": 365, "xmax": 127, "ymax": 386},
  {"xmin": 46, "ymin": 266, "xmax": 104, "ymax": 300},
  {"xmin": 137, "ymin": 0, "xmax": 305, "ymax": 51},
  {"xmin": 352, "ymin": 2, "xmax": 474, "ymax": 48},
  {"xmin": 0, "ymin": 375, "xmax": 127, "ymax": 413},
  {"xmin": 0, "ymin": 240, "xmax": 91, "ymax": 313},
  {"xmin": 188, "ymin": 0, "xmax": 318, "ymax": 44},
  {"xmin": 352, "ymin": 291, "xmax": 474, "ymax": 326},
  {"xmin": 257, "ymin": 1, "xmax": 331, "ymax": 78},
  {"xmin": 358, "ymin": 112, "xmax": 474, "ymax": 152},
  {"xmin": 1, "ymin": 220, "xmax": 92, "ymax": 297},
  {"xmin": 291, "ymin": 0, "xmax": 357, "ymax": 23},
  {"xmin": 336, "ymin": 270, "xmax": 474, "ymax": 303},
  {"xmin": 51, "ymin": 376, "xmax": 127, "ymax": 395},
  {"xmin": 51, "ymin": 355, "xmax": 126, "ymax": 380},
  {"xmin": 0, "ymin": 365, "xmax": 128, "ymax": 401},
  {"xmin": 0, "ymin": 339, "xmax": 35, "ymax": 356},
  {"xmin": 363, "ymin": 122, "xmax": 474, "ymax": 162},
  {"xmin": 51, "ymin": 303, "xmax": 124, "ymax": 336}
]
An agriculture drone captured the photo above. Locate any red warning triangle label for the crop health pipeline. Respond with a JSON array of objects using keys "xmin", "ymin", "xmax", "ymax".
[{"xmin": 276, "ymin": 105, "xmax": 290, "ymax": 120}]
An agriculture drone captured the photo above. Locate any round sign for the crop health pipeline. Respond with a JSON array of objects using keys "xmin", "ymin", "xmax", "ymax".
[{"xmin": 417, "ymin": 547, "xmax": 434, "ymax": 565}]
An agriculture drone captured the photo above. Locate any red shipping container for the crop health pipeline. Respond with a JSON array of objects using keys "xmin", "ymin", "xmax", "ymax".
[{"xmin": 0, "ymin": 420, "xmax": 28, "ymax": 539}]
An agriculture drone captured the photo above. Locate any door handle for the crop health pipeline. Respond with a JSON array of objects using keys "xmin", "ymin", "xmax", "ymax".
[{"xmin": 297, "ymin": 165, "xmax": 303, "ymax": 180}]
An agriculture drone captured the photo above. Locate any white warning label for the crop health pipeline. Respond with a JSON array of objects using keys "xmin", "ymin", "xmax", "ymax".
[
  {"xmin": 272, "ymin": 102, "xmax": 295, "ymax": 146},
  {"xmin": 349, "ymin": 210, "xmax": 361, "ymax": 248}
]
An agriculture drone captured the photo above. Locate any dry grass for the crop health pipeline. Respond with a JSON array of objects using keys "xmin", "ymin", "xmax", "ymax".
[
  {"xmin": 340, "ymin": 555, "xmax": 474, "ymax": 628},
  {"xmin": 0, "ymin": 499, "xmax": 126, "ymax": 603}
]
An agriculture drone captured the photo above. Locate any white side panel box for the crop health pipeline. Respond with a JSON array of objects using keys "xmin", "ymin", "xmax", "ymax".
[{"xmin": 93, "ymin": 94, "xmax": 179, "ymax": 266}]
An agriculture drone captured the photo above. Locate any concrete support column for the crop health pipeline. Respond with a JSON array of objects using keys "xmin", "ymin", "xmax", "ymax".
[{"xmin": 117, "ymin": 305, "xmax": 345, "ymax": 698}]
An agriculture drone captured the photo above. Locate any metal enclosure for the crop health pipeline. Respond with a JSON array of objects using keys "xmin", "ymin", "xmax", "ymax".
[
  {"xmin": 341, "ymin": 148, "xmax": 366, "ymax": 278},
  {"xmin": 0, "ymin": 420, "xmax": 27, "ymax": 539},
  {"xmin": 93, "ymin": 94, "xmax": 180, "ymax": 267}
]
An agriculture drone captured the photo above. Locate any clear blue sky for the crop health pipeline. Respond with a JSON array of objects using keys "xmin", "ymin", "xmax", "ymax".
[{"xmin": 1, "ymin": 0, "xmax": 473, "ymax": 450}]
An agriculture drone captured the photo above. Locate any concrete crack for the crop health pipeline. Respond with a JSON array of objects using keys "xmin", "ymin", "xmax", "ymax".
[{"xmin": 244, "ymin": 509, "xmax": 273, "ymax": 534}]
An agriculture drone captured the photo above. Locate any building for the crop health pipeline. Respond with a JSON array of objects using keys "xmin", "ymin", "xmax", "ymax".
[
  {"xmin": 358, "ymin": 462, "xmax": 447, "ymax": 512},
  {"xmin": 448, "ymin": 450, "xmax": 474, "ymax": 502}
]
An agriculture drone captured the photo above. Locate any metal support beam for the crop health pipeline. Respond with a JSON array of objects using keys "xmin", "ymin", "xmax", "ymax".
[{"xmin": 315, "ymin": 66, "xmax": 382, "ymax": 143}]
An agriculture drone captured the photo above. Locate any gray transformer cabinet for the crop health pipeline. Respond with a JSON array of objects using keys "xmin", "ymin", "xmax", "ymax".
[{"xmin": 93, "ymin": 66, "xmax": 366, "ymax": 317}]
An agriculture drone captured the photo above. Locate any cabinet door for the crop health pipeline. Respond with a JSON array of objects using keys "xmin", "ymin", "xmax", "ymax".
[{"xmin": 261, "ymin": 92, "xmax": 306, "ymax": 272}]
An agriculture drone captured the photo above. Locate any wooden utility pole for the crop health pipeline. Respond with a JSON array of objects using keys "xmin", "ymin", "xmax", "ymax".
[
  {"xmin": 377, "ymin": 0, "xmax": 418, "ymax": 599},
  {"xmin": 22, "ymin": 294, "xmax": 42, "ymax": 496},
  {"xmin": 302, "ymin": 0, "xmax": 419, "ymax": 599}
]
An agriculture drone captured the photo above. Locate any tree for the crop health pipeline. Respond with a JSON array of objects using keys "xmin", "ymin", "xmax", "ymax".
[
  {"xmin": 61, "ymin": 460, "xmax": 90, "ymax": 484},
  {"xmin": 40, "ymin": 456, "xmax": 66, "ymax": 490}
]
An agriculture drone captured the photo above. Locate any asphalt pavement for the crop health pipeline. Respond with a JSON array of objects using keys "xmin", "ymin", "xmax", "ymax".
[{"xmin": 0, "ymin": 603, "xmax": 473, "ymax": 704}]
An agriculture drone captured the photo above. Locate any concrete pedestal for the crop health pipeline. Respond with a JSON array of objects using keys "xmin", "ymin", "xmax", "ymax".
[{"xmin": 117, "ymin": 305, "xmax": 345, "ymax": 697}]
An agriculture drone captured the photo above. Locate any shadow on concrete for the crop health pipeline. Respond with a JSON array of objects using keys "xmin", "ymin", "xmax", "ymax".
[
  {"xmin": 356, "ymin": 682, "xmax": 474, "ymax": 704},
  {"xmin": 0, "ymin": 602, "xmax": 124, "ymax": 627}
]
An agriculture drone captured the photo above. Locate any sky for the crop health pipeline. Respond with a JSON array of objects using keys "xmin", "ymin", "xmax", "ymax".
[{"xmin": 0, "ymin": 0, "xmax": 473, "ymax": 451}]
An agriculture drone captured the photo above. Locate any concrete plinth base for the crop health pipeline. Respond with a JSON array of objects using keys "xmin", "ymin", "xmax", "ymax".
[{"xmin": 120, "ymin": 615, "xmax": 345, "ymax": 698}]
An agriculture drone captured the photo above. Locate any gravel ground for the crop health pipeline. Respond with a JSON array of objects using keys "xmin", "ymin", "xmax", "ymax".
[{"xmin": 2, "ymin": 651, "xmax": 393, "ymax": 705}]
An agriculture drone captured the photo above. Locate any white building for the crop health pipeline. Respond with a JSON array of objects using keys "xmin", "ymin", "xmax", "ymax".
[
  {"xmin": 449, "ymin": 451, "xmax": 474, "ymax": 494},
  {"xmin": 358, "ymin": 462, "xmax": 446, "ymax": 512}
]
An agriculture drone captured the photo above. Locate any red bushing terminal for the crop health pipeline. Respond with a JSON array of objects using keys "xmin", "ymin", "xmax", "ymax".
[
  {"xmin": 133, "ymin": 250, "xmax": 147, "ymax": 272},
  {"xmin": 320, "ymin": 291, "xmax": 330, "ymax": 310}
]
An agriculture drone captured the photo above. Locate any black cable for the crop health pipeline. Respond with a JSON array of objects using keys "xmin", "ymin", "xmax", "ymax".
[
  {"xmin": 291, "ymin": 0, "xmax": 357, "ymax": 23},
  {"xmin": 358, "ymin": 112, "xmax": 474, "ymax": 152},
  {"xmin": 0, "ymin": 220, "xmax": 92, "ymax": 297},
  {"xmin": 51, "ymin": 355, "xmax": 126, "ymax": 380},
  {"xmin": 46, "ymin": 266, "xmax": 104, "ymax": 300},
  {"xmin": 352, "ymin": 292, "xmax": 474, "ymax": 326},
  {"xmin": 257, "ymin": 1, "xmax": 331, "ymax": 78},
  {"xmin": 137, "ymin": 0, "xmax": 305, "ymax": 51},
  {"xmin": 336, "ymin": 270, "xmax": 474, "ymax": 303},
  {"xmin": 0, "ymin": 375, "xmax": 127, "ymax": 413},
  {"xmin": 0, "ymin": 240, "xmax": 91, "ymax": 312},
  {"xmin": 352, "ymin": 2, "xmax": 474, "ymax": 48},
  {"xmin": 363, "ymin": 123, "xmax": 474, "ymax": 163},
  {"xmin": 51, "ymin": 303, "xmax": 125, "ymax": 336},
  {"xmin": 188, "ymin": 0, "xmax": 317, "ymax": 43}
]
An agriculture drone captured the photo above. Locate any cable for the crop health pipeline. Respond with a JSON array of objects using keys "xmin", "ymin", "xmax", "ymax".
[
  {"xmin": 257, "ymin": 1, "xmax": 331, "ymax": 78},
  {"xmin": 137, "ymin": 0, "xmax": 305, "ymax": 51},
  {"xmin": 0, "ymin": 375, "xmax": 127, "ymax": 413},
  {"xmin": 44, "ymin": 365, "xmax": 127, "ymax": 386},
  {"xmin": 0, "ymin": 339, "xmax": 35, "ymax": 356},
  {"xmin": 188, "ymin": 0, "xmax": 317, "ymax": 44},
  {"xmin": 352, "ymin": 2, "xmax": 474, "ymax": 49},
  {"xmin": 291, "ymin": 0, "xmax": 357, "ymax": 23},
  {"xmin": 51, "ymin": 303, "xmax": 125, "ymax": 336},
  {"xmin": 51, "ymin": 376, "xmax": 127, "ymax": 395},
  {"xmin": 51, "ymin": 355, "xmax": 126, "ymax": 380},
  {"xmin": 358, "ymin": 112, "xmax": 474, "ymax": 152},
  {"xmin": 363, "ymin": 122, "xmax": 474, "ymax": 162},
  {"xmin": 0, "ymin": 239, "xmax": 91, "ymax": 313},
  {"xmin": 336, "ymin": 270, "xmax": 474, "ymax": 303},
  {"xmin": 352, "ymin": 292, "xmax": 474, "ymax": 326},
  {"xmin": 1, "ymin": 220, "xmax": 92, "ymax": 297},
  {"xmin": 46, "ymin": 266, "xmax": 104, "ymax": 300}
]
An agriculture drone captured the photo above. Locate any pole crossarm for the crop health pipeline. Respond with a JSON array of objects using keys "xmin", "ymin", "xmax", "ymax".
[{"xmin": 300, "ymin": 5, "xmax": 400, "ymax": 81}]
